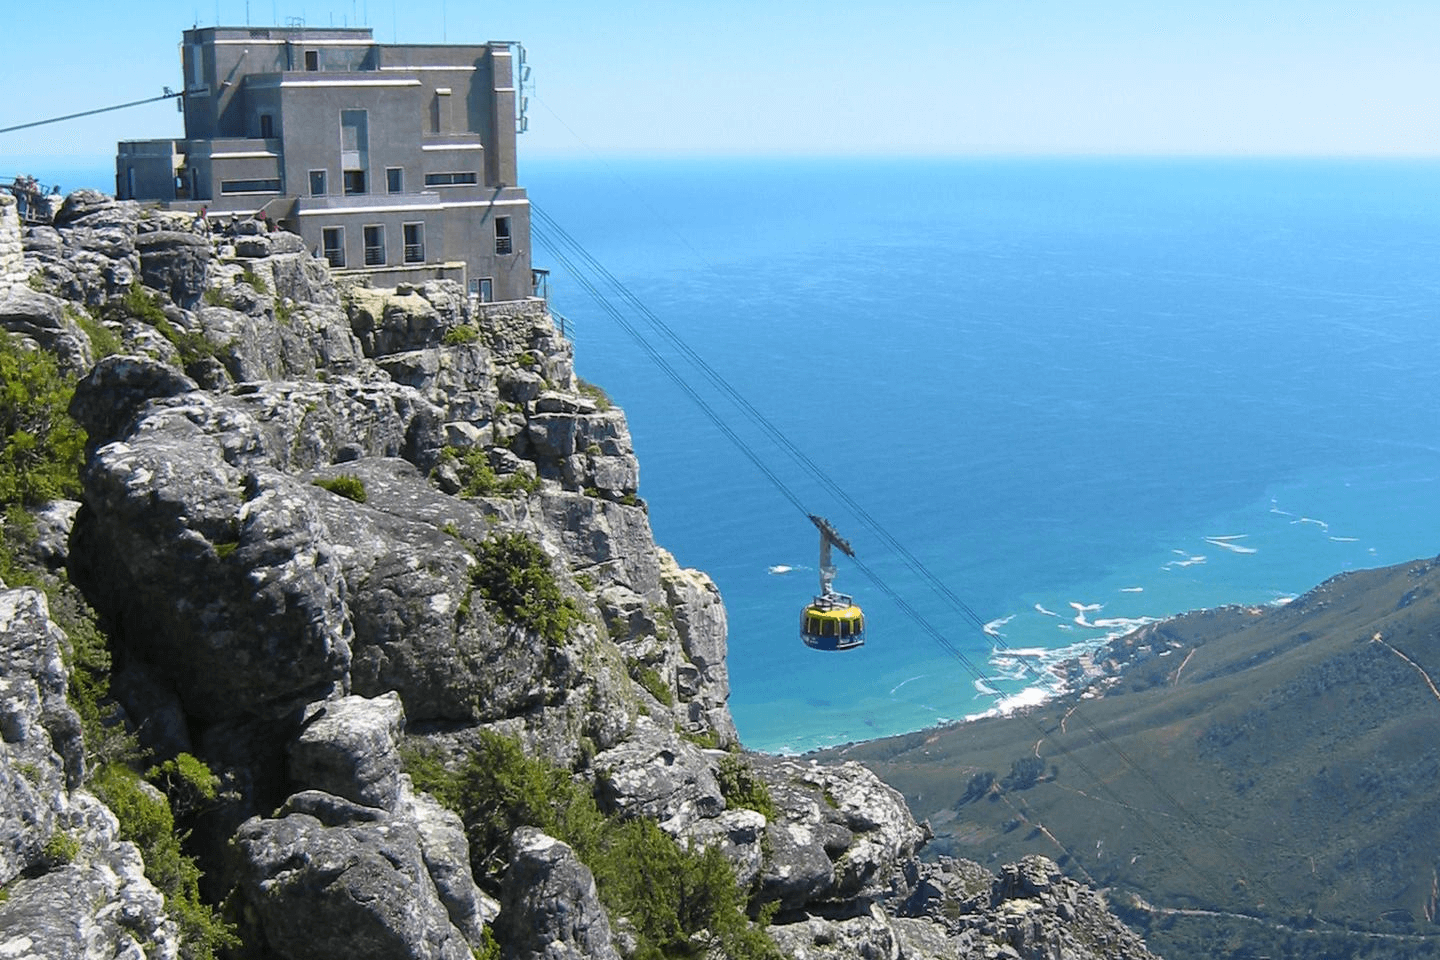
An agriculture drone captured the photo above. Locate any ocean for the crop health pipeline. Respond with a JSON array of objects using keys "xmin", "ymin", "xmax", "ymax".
[
  {"xmin": 34, "ymin": 155, "xmax": 1440, "ymax": 754},
  {"xmin": 523, "ymin": 156, "xmax": 1440, "ymax": 754}
]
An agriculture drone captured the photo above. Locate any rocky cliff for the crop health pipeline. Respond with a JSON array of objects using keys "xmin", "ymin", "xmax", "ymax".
[{"xmin": 0, "ymin": 190, "xmax": 1158, "ymax": 960}]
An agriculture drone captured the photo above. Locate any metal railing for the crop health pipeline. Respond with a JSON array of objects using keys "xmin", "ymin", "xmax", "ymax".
[{"xmin": 403, "ymin": 243, "xmax": 424, "ymax": 263}]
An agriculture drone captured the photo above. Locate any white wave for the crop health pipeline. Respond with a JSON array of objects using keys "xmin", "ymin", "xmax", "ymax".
[
  {"xmin": 983, "ymin": 615, "xmax": 1015, "ymax": 637},
  {"xmin": 1070, "ymin": 601, "xmax": 1104, "ymax": 628},
  {"xmin": 1329, "ymin": 536, "xmax": 1359, "ymax": 542},
  {"xmin": 973, "ymin": 678, "xmax": 999, "ymax": 696},
  {"xmin": 999, "ymin": 647, "xmax": 1051, "ymax": 657},
  {"xmin": 1292, "ymin": 516, "xmax": 1330, "ymax": 532},
  {"xmin": 1033, "ymin": 603, "xmax": 1060, "ymax": 617},
  {"xmin": 965, "ymin": 685, "xmax": 1054, "ymax": 722},
  {"xmin": 1163, "ymin": 553, "xmax": 1207, "ymax": 569},
  {"xmin": 1204, "ymin": 536, "xmax": 1257, "ymax": 554},
  {"xmin": 767, "ymin": 564, "xmax": 794, "ymax": 575},
  {"xmin": 889, "ymin": 674, "xmax": 925, "ymax": 695},
  {"xmin": 1120, "ymin": 586, "xmax": 1144, "ymax": 593}
]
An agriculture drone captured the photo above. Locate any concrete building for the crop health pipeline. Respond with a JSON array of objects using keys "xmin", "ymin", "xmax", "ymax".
[{"xmin": 116, "ymin": 25, "xmax": 532, "ymax": 301}]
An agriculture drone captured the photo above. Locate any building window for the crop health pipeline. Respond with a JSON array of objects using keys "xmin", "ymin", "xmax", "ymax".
[
  {"xmin": 363, "ymin": 225, "xmax": 385, "ymax": 266},
  {"xmin": 386, "ymin": 168, "xmax": 403, "ymax": 194},
  {"xmin": 309, "ymin": 170, "xmax": 327, "ymax": 196},
  {"xmin": 494, "ymin": 217, "xmax": 512, "ymax": 255},
  {"xmin": 470, "ymin": 278, "xmax": 493, "ymax": 302},
  {"xmin": 423, "ymin": 172, "xmax": 478, "ymax": 187},
  {"xmin": 259, "ymin": 113, "xmax": 274, "ymax": 138},
  {"xmin": 340, "ymin": 110, "xmax": 368, "ymax": 194},
  {"xmin": 220, "ymin": 178, "xmax": 281, "ymax": 194},
  {"xmin": 403, "ymin": 223, "xmax": 424, "ymax": 263},
  {"xmin": 322, "ymin": 227, "xmax": 345, "ymax": 267},
  {"xmin": 304, "ymin": 49, "xmax": 319, "ymax": 71}
]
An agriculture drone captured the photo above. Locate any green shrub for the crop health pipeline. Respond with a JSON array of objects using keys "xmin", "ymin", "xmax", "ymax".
[
  {"xmin": 312, "ymin": 474, "xmax": 367, "ymax": 503},
  {"xmin": 576, "ymin": 378, "xmax": 612, "ymax": 411},
  {"xmin": 201, "ymin": 287, "xmax": 233, "ymax": 308},
  {"xmin": 516, "ymin": 351, "xmax": 538, "ymax": 368},
  {"xmin": 404, "ymin": 733, "xmax": 782, "ymax": 960},
  {"xmin": 147, "ymin": 753, "xmax": 220, "ymax": 819},
  {"xmin": 91, "ymin": 762, "xmax": 239, "ymax": 960},
  {"xmin": 716, "ymin": 754, "xmax": 777, "ymax": 821},
  {"xmin": 0, "ymin": 334, "xmax": 86, "ymax": 509},
  {"xmin": 470, "ymin": 533, "xmax": 581, "ymax": 645},
  {"xmin": 438, "ymin": 446, "xmax": 538, "ymax": 498},
  {"xmin": 42, "ymin": 830, "xmax": 80, "ymax": 866},
  {"xmin": 443, "ymin": 325, "xmax": 480, "ymax": 345},
  {"xmin": 112, "ymin": 281, "xmax": 167, "ymax": 326}
]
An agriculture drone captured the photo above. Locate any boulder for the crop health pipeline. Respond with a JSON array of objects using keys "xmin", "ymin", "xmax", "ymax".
[
  {"xmin": 232, "ymin": 795, "xmax": 474, "ymax": 960},
  {"xmin": 289, "ymin": 693, "xmax": 406, "ymax": 809},
  {"xmin": 498, "ymin": 827, "xmax": 620, "ymax": 960}
]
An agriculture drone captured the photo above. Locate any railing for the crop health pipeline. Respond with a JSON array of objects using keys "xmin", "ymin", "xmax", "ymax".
[
  {"xmin": 323, "ymin": 248, "xmax": 346, "ymax": 268},
  {"xmin": 403, "ymin": 243, "xmax": 424, "ymax": 263},
  {"xmin": 495, "ymin": 236, "xmax": 512, "ymax": 255},
  {"xmin": 364, "ymin": 244, "xmax": 385, "ymax": 266}
]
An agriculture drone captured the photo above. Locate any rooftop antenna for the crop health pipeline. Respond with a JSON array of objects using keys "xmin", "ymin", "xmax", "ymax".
[{"xmin": 245, "ymin": 0, "xmax": 250, "ymax": 25}]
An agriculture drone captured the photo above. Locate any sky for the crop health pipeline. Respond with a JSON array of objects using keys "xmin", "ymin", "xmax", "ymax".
[{"xmin": 3, "ymin": 0, "xmax": 1438, "ymax": 179}]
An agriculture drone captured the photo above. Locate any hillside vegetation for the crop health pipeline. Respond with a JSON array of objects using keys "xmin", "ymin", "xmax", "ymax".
[{"xmin": 824, "ymin": 556, "xmax": 1440, "ymax": 959}]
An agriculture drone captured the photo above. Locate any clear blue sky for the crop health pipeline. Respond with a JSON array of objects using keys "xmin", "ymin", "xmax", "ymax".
[{"xmin": 4, "ymin": 0, "xmax": 1438, "ymax": 176}]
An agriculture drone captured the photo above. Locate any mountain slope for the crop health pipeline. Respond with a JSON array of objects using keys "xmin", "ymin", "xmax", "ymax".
[{"xmin": 825, "ymin": 556, "xmax": 1440, "ymax": 958}]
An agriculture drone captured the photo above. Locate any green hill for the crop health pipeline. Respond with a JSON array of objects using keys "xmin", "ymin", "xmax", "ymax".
[{"xmin": 819, "ymin": 556, "xmax": 1440, "ymax": 959}]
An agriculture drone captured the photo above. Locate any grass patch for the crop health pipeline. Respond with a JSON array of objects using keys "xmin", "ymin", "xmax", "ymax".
[
  {"xmin": 470, "ymin": 533, "xmax": 581, "ymax": 645},
  {"xmin": 67, "ymin": 305, "xmax": 122, "ymax": 358},
  {"xmin": 405, "ymin": 733, "xmax": 782, "ymax": 960},
  {"xmin": 239, "ymin": 269, "xmax": 267, "ymax": 294},
  {"xmin": 312, "ymin": 474, "xmax": 367, "ymax": 503},
  {"xmin": 631, "ymin": 663, "xmax": 673, "ymax": 707},
  {"xmin": 576, "ymin": 378, "xmax": 612, "ymax": 411}
]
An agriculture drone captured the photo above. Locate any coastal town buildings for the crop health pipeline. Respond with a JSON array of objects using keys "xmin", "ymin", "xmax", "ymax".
[{"xmin": 116, "ymin": 25, "xmax": 532, "ymax": 301}]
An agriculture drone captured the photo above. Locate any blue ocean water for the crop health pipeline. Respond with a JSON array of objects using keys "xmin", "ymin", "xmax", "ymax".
[
  {"xmin": 525, "ymin": 157, "xmax": 1440, "ymax": 754},
  {"xmin": 35, "ymin": 155, "xmax": 1440, "ymax": 752}
]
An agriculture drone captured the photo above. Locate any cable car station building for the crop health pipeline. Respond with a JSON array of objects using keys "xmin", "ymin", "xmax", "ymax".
[{"xmin": 116, "ymin": 26, "xmax": 532, "ymax": 302}]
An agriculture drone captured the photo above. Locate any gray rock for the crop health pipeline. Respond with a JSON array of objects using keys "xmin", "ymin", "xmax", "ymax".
[
  {"xmin": 498, "ymin": 827, "xmax": 620, "ymax": 960},
  {"xmin": 233, "ymin": 800, "xmax": 473, "ymax": 960},
  {"xmin": 0, "ymin": 588, "xmax": 84, "ymax": 879},
  {"xmin": 767, "ymin": 907, "xmax": 901, "ymax": 960},
  {"xmin": 400, "ymin": 781, "xmax": 498, "ymax": 946},
  {"xmin": 750, "ymin": 757, "xmax": 926, "ymax": 912},
  {"xmin": 136, "ymin": 229, "xmax": 211, "ymax": 308},
  {"xmin": 290, "ymin": 693, "xmax": 406, "ymax": 809},
  {"xmin": 16, "ymin": 499, "xmax": 80, "ymax": 571},
  {"xmin": 591, "ymin": 719, "xmax": 723, "ymax": 833},
  {"xmin": 0, "ymin": 287, "xmax": 92, "ymax": 373}
]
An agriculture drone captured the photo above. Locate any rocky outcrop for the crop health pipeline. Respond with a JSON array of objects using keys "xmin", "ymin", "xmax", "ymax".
[
  {"xmin": 0, "ymin": 587, "xmax": 178, "ymax": 959},
  {"xmin": 0, "ymin": 191, "xmax": 1159, "ymax": 959}
]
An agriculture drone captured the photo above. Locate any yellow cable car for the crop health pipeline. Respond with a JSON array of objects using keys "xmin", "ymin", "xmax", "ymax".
[{"xmin": 799, "ymin": 515, "xmax": 866, "ymax": 651}]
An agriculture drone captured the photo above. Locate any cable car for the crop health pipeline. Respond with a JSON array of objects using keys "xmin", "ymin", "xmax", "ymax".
[{"xmin": 800, "ymin": 514, "xmax": 865, "ymax": 650}]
